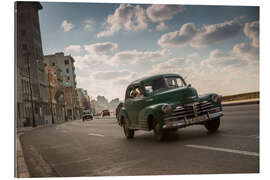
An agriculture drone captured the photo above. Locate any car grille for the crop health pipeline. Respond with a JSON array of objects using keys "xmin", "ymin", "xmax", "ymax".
[{"xmin": 164, "ymin": 101, "xmax": 220, "ymax": 123}]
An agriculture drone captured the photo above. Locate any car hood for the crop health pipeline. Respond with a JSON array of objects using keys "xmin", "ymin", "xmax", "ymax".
[{"xmin": 153, "ymin": 86, "xmax": 199, "ymax": 105}]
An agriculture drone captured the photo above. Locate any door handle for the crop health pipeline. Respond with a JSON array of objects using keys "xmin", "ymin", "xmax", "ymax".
[{"xmin": 146, "ymin": 98, "xmax": 153, "ymax": 102}]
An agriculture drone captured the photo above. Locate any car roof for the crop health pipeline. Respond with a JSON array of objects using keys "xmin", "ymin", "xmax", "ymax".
[{"xmin": 129, "ymin": 73, "xmax": 181, "ymax": 86}]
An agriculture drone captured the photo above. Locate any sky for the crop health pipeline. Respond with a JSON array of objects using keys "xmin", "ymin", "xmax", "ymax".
[{"xmin": 38, "ymin": 2, "xmax": 259, "ymax": 101}]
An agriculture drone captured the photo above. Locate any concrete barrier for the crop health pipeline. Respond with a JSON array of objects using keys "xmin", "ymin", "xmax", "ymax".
[{"xmin": 222, "ymin": 99, "xmax": 259, "ymax": 106}]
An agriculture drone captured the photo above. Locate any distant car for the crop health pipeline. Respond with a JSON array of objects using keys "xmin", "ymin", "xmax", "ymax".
[
  {"xmin": 101, "ymin": 110, "xmax": 110, "ymax": 117},
  {"xmin": 82, "ymin": 110, "xmax": 93, "ymax": 121},
  {"xmin": 118, "ymin": 74, "xmax": 223, "ymax": 141}
]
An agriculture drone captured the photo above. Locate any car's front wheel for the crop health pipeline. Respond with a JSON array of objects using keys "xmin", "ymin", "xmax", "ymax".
[
  {"xmin": 153, "ymin": 122, "xmax": 166, "ymax": 141},
  {"xmin": 204, "ymin": 117, "xmax": 220, "ymax": 133},
  {"xmin": 123, "ymin": 118, "xmax": 134, "ymax": 139}
]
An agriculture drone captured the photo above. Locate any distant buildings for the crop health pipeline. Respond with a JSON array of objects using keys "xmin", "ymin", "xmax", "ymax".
[
  {"xmin": 15, "ymin": 2, "xmax": 50, "ymax": 128},
  {"xmin": 77, "ymin": 88, "xmax": 91, "ymax": 117},
  {"xmin": 44, "ymin": 52, "xmax": 80, "ymax": 120}
]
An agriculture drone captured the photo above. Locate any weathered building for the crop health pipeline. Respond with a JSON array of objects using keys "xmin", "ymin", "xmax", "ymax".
[
  {"xmin": 45, "ymin": 65, "xmax": 65, "ymax": 123},
  {"xmin": 44, "ymin": 52, "xmax": 80, "ymax": 120},
  {"xmin": 15, "ymin": 2, "xmax": 50, "ymax": 128}
]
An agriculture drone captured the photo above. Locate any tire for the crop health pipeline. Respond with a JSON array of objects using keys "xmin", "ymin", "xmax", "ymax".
[
  {"xmin": 153, "ymin": 121, "xmax": 166, "ymax": 141},
  {"xmin": 123, "ymin": 118, "xmax": 134, "ymax": 139},
  {"xmin": 205, "ymin": 117, "xmax": 220, "ymax": 133}
]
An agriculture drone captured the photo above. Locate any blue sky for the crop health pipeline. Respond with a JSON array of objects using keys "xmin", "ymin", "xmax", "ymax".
[{"xmin": 38, "ymin": 2, "xmax": 259, "ymax": 101}]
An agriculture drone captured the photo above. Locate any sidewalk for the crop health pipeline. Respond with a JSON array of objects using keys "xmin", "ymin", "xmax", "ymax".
[{"xmin": 16, "ymin": 133, "xmax": 30, "ymax": 178}]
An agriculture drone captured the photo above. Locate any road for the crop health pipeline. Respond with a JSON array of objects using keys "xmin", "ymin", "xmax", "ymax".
[{"xmin": 20, "ymin": 104, "xmax": 259, "ymax": 177}]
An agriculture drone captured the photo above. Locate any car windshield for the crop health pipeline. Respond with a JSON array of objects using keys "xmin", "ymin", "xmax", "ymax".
[{"xmin": 144, "ymin": 76, "xmax": 186, "ymax": 94}]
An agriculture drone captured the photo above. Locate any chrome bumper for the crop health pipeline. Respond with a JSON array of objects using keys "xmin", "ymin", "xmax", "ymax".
[{"xmin": 162, "ymin": 111, "xmax": 223, "ymax": 129}]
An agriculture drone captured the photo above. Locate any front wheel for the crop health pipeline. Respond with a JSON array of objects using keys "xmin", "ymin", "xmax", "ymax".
[
  {"xmin": 153, "ymin": 122, "xmax": 166, "ymax": 141},
  {"xmin": 204, "ymin": 117, "xmax": 220, "ymax": 133},
  {"xmin": 123, "ymin": 118, "xmax": 134, "ymax": 139}
]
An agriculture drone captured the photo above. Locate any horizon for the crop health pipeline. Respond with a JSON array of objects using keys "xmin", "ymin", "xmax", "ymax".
[{"xmin": 39, "ymin": 3, "xmax": 259, "ymax": 101}]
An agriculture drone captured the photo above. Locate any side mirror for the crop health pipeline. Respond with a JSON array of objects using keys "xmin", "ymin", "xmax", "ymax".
[{"xmin": 188, "ymin": 84, "xmax": 191, "ymax": 87}]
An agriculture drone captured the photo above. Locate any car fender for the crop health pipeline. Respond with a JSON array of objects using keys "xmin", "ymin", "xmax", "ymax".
[
  {"xmin": 119, "ymin": 107, "xmax": 129, "ymax": 126},
  {"xmin": 138, "ymin": 103, "xmax": 167, "ymax": 130}
]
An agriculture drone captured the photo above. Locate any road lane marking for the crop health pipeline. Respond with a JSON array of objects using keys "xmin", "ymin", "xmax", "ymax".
[
  {"xmin": 185, "ymin": 144, "xmax": 259, "ymax": 157},
  {"xmin": 88, "ymin": 133, "xmax": 104, "ymax": 137}
]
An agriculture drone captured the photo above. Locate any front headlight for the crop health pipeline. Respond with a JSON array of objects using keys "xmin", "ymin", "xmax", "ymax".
[
  {"xmin": 211, "ymin": 94, "xmax": 220, "ymax": 103},
  {"xmin": 161, "ymin": 104, "xmax": 172, "ymax": 113}
]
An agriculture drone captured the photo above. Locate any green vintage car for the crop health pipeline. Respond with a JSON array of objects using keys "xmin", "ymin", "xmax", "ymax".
[{"xmin": 118, "ymin": 74, "xmax": 223, "ymax": 141}]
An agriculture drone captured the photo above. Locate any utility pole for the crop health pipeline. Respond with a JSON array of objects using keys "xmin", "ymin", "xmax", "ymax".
[
  {"xmin": 26, "ymin": 52, "xmax": 36, "ymax": 127},
  {"xmin": 47, "ymin": 68, "xmax": 55, "ymax": 124}
]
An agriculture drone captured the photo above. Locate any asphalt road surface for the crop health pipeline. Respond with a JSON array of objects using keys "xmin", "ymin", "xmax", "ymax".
[{"xmin": 20, "ymin": 104, "xmax": 259, "ymax": 177}]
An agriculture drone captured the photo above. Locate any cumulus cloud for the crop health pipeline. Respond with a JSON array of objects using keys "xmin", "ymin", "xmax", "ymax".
[
  {"xmin": 65, "ymin": 45, "xmax": 82, "ymax": 53},
  {"xmin": 93, "ymin": 70, "xmax": 130, "ymax": 80},
  {"xmin": 158, "ymin": 18, "xmax": 243, "ymax": 48},
  {"xmin": 152, "ymin": 57, "xmax": 186, "ymax": 73},
  {"xmin": 243, "ymin": 21, "xmax": 259, "ymax": 48},
  {"xmin": 112, "ymin": 49, "xmax": 170, "ymax": 64},
  {"xmin": 83, "ymin": 19, "xmax": 95, "ymax": 31},
  {"xmin": 84, "ymin": 42, "xmax": 118, "ymax": 55},
  {"xmin": 156, "ymin": 22, "xmax": 168, "ymax": 31},
  {"xmin": 97, "ymin": 4, "xmax": 147, "ymax": 38},
  {"xmin": 233, "ymin": 43, "xmax": 259, "ymax": 63},
  {"xmin": 61, "ymin": 20, "xmax": 74, "ymax": 32},
  {"xmin": 202, "ymin": 48, "xmax": 250, "ymax": 69},
  {"xmin": 146, "ymin": 4, "xmax": 184, "ymax": 22}
]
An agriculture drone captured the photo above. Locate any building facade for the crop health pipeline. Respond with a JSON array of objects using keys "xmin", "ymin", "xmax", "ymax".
[
  {"xmin": 44, "ymin": 53, "xmax": 80, "ymax": 120},
  {"xmin": 45, "ymin": 65, "xmax": 65, "ymax": 124},
  {"xmin": 15, "ymin": 2, "xmax": 50, "ymax": 128}
]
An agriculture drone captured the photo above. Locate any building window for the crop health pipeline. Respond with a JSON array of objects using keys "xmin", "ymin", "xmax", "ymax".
[
  {"xmin": 22, "ymin": 44, "xmax": 27, "ymax": 51},
  {"xmin": 67, "ymin": 76, "xmax": 70, "ymax": 81},
  {"xmin": 21, "ymin": 30, "xmax": 26, "ymax": 36},
  {"xmin": 66, "ymin": 68, "xmax": 69, "ymax": 73},
  {"xmin": 52, "ymin": 62, "xmax": 55, "ymax": 66},
  {"xmin": 65, "ymin": 60, "xmax": 69, "ymax": 65}
]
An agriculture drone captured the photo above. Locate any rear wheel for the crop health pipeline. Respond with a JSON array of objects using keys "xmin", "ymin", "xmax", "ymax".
[
  {"xmin": 153, "ymin": 122, "xmax": 166, "ymax": 141},
  {"xmin": 123, "ymin": 118, "xmax": 134, "ymax": 139},
  {"xmin": 204, "ymin": 117, "xmax": 220, "ymax": 133}
]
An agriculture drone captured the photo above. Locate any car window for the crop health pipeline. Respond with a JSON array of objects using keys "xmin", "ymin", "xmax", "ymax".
[
  {"xmin": 133, "ymin": 87, "xmax": 144, "ymax": 98},
  {"xmin": 165, "ymin": 77, "xmax": 185, "ymax": 88}
]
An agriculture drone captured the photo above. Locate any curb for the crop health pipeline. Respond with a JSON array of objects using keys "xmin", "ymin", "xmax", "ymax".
[
  {"xmin": 16, "ymin": 133, "xmax": 30, "ymax": 178},
  {"xmin": 222, "ymin": 100, "xmax": 259, "ymax": 107}
]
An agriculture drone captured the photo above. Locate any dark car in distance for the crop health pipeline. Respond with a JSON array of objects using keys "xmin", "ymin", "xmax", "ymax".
[{"xmin": 101, "ymin": 109, "xmax": 110, "ymax": 117}]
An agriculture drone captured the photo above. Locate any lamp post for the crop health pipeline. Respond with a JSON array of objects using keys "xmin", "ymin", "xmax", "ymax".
[{"xmin": 25, "ymin": 52, "xmax": 36, "ymax": 127}]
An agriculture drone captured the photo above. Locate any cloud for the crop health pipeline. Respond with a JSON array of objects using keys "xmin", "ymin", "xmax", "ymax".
[
  {"xmin": 65, "ymin": 45, "xmax": 82, "ymax": 53},
  {"xmin": 158, "ymin": 18, "xmax": 243, "ymax": 48},
  {"xmin": 152, "ymin": 57, "xmax": 186, "ymax": 73},
  {"xmin": 84, "ymin": 42, "xmax": 118, "ymax": 55},
  {"xmin": 233, "ymin": 42, "xmax": 259, "ymax": 63},
  {"xmin": 111, "ymin": 49, "xmax": 170, "ymax": 64},
  {"xmin": 243, "ymin": 21, "xmax": 259, "ymax": 48},
  {"xmin": 202, "ymin": 48, "xmax": 249, "ymax": 68},
  {"xmin": 156, "ymin": 22, "xmax": 168, "ymax": 31},
  {"xmin": 146, "ymin": 4, "xmax": 184, "ymax": 22},
  {"xmin": 83, "ymin": 19, "xmax": 95, "ymax": 31},
  {"xmin": 97, "ymin": 4, "xmax": 147, "ymax": 38},
  {"xmin": 61, "ymin": 20, "xmax": 74, "ymax": 32},
  {"xmin": 93, "ymin": 70, "xmax": 130, "ymax": 80}
]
